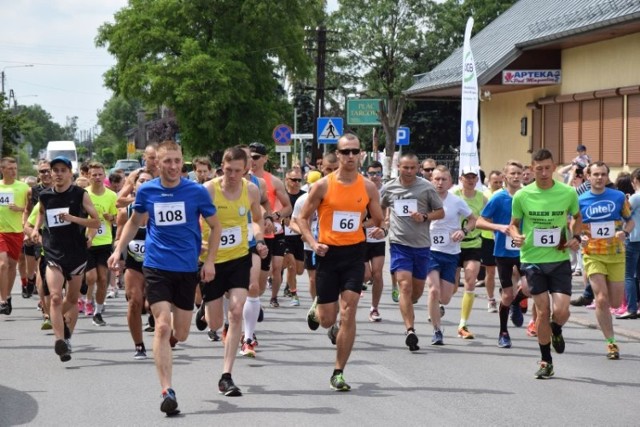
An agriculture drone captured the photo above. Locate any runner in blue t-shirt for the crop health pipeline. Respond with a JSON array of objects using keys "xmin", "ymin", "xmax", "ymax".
[
  {"xmin": 108, "ymin": 141, "xmax": 221, "ymax": 416},
  {"xmin": 477, "ymin": 160, "xmax": 531, "ymax": 348}
]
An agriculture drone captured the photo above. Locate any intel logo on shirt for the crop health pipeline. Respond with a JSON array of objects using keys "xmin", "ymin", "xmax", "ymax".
[{"xmin": 585, "ymin": 201, "xmax": 615, "ymax": 220}]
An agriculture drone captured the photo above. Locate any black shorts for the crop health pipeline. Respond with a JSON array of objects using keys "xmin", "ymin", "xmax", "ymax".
[
  {"xmin": 271, "ymin": 234, "xmax": 287, "ymax": 257},
  {"xmin": 143, "ymin": 267, "xmax": 199, "ymax": 311},
  {"xmin": 284, "ymin": 236, "xmax": 304, "ymax": 262},
  {"xmin": 260, "ymin": 237, "xmax": 275, "ymax": 271},
  {"xmin": 458, "ymin": 247, "xmax": 482, "ymax": 267},
  {"xmin": 23, "ymin": 242, "xmax": 42, "ymax": 258},
  {"xmin": 125, "ymin": 254, "xmax": 143, "ymax": 273},
  {"xmin": 522, "ymin": 260, "xmax": 572, "ymax": 296},
  {"xmin": 495, "ymin": 256, "xmax": 522, "ymax": 288},
  {"xmin": 481, "ymin": 237, "xmax": 496, "ymax": 266},
  {"xmin": 86, "ymin": 244, "xmax": 113, "ymax": 271},
  {"xmin": 365, "ymin": 242, "xmax": 385, "ymax": 262},
  {"xmin": 39, "ymin": 256, "xmax": 50, "ymax": 296},
  {"xmin": 201, "ymin": 253, "xmax": 251, "ymax": 302},
  {"xmin": 304, "ymin": 250, "xmax": 318, "ymax": 271},
  {"xmin": 45, "ymin": 257, "xmax": 88, "ymax": 282},
  {"xmin": 316, "ymin": 242, "xmax": 365, "ymax": 304}
]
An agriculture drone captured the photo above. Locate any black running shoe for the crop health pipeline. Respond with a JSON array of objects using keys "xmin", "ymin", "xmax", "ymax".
[
  {"xmin": 195, "ymin": 303, "xmax": 207, "ymax": 331},
  {"xmin": 552, "ymin": 331, "xmax": 565, "ymax": 354},
  {"xmin": 257, "ymin": 306, "xmax": 264, "ymax": 323},
  {"xmin": 63, "ymin": 321, "xmax": 71, "ymax": 340},
  {"xmin": 54, "ymin": 339, "xmax": 71, "ymax": 362},
  {"xmin": 26, "ymin": 278, "xmax": 36, "ymax": 297},
  {"xmin": 327, "ymin": 323, "xmax": 339, "ymax": 345},
  {"xmin": 218, "ymin": 375, "xmax": 242, "ymax": 397},
  {"xmin": 208, "ymin": 329, "xmax": 220, "ymax": 341},
  {"xmin": 160, "ymin": 388, "xmax": 180, "ymax": 416},
  {"xmin": 0, "ymin": 301, "xmax": 11, "ymax": 315},
  {"xmin": 92, "ymin": 313, "xmax": 106, "ymax": 326},
  {"xmin": 21, "ymin": 286, "xmax": 30, "ymax": 299},
  {"xmin": 405, "ymin": 330, "xmax": 420, "ymax": 352}
]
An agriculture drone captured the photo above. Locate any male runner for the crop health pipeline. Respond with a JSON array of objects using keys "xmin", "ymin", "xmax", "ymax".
[
  {"xmin": 363, "ymin": 161, "xmax": 386, "ymax": 321},
  {"xmin": 481, "ymin": 170, "xmax": 503, "ymax": 312}
]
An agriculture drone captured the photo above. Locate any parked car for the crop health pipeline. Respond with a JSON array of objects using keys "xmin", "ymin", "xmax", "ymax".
[{"xmin": 110, "ymin": 159, "xmax": 141, "ymax": 176}]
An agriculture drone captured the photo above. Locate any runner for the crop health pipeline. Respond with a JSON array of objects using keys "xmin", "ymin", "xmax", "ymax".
[
  {"xmin": 0, "ymin": 157, "xmax": 30, "ymax": 315},
  {"xmin": 281, "ymin": 168, "xmax": 306, "ymax": 306},
  {"xmin": 31, "ymin": 156, "xmax": 101, "ymax": 361},
  {"xmin": 509, "ymin": 148, "xmax": 582, "ymax": 379},
  {"xmin": 427, "ymin": 166, "xmax": 474, "ymax": 345},
  {"xmin": 481, "ymin": 170, "xmax": 503, "ymax": 312},
  {"xmin": 117, "ymin": 143, "xmax": 159, "ymax": 207},
  {"xmin": 577, "ymin": 161, "xmax": 633, "ymax": 359},
  {"xmin": 380, "ymin": 153, "xmax": 444, "ymax": 351},
  {"xmin": 421, "ymin": 158, "xmax": 437, "ymax": 181},
  {"xmin": 107, "ymin": 140, "xmax": 221, "ymax": 415},
  {"xmin": 298, "ymin": 133, "xmax": 385, "ymax": 391}
]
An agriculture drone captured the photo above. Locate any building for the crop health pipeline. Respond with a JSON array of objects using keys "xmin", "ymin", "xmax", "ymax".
[{"xmin": 405, "ymin": 0, "xmax": 640, "ymax": 175}]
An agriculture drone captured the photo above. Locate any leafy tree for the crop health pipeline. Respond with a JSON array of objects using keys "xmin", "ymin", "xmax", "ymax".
[
  {"xmin": 0, "ymin": 93, "xmax": 25, "ymax": 157},
  {"xmin": 96, "ymin": 0, "xmax": 323, "ymax": 154},
  {"xmin": 97, "ymin": 95, "xmax": 140, "ymax": 139},
  {"xmin": 19, "ymin": 105, "xmax": 66, "ymax": 156}
]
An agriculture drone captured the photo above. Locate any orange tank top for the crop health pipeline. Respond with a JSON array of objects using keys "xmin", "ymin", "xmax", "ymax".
[
  {"xmin": 318, "ymin": 173, "xmax": 369, "ymax": 246},
  {"xmin": 261, "ymin": 172, "xmax": 281, "ymax": 238}
]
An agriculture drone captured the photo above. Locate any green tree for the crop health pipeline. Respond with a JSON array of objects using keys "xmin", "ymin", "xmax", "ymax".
[
  {"xmin": 19, "ymin": 105, "xmax": 66, "ymax": 156},
  {"xmin": 96, "ymin": 0, "xmax": 323, "ymax": 154},
  {"xmin": 0, "ymin": 93, "xmax": 25, "ymax": 157}
]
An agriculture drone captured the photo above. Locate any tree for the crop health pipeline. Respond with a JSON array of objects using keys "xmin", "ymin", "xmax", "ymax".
[
  {"xmin": 19, "ymin": 105, "xmax": 66, "ymax": 156},
  {"xmin": 96, "ymin": 0, "xmax": 323, "ymax": 154},
  {"xmin": 0, "ymin": 93, "xmax": 25, "ymax": 157}
]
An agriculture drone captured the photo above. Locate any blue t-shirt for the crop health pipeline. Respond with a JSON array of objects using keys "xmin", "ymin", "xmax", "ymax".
[
  {"xmin": 480, "ymin": 189, "xmax": 519, "ymax": 258},
  {"xmin": 134, "ymin": 177, "xmax": 217, "ymax": 272}
]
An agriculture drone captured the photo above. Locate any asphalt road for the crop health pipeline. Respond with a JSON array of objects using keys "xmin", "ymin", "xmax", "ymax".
[{"xmin": 2, "ymin": 269, "xmax": 640, "ymax": 426}]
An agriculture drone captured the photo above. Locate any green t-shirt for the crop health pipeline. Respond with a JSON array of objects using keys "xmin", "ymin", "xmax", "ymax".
[
  {"xmin": 0, "ymin": 180, "xmax": 29, "ymax": 232},
  {"xmin": 88, "ymin": 187, "xmax": 118, "ymax": 246},
  {"xmin": 453, "ymin": 188, "xmax": 485, "ymax": 249},
  {"xmin": 512, "ymin": 180, "xmax": 579, "ymax": 263}
]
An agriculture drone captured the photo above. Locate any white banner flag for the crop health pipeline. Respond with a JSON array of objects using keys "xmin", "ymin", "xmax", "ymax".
[{"xmin": 459, "ymin": 17, "xmax": 480, "ymax": 177}]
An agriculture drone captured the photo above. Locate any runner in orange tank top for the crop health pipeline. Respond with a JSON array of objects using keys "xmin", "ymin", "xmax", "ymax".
[{"xmin": 298, "ymin": 133, "xmax": 385, "ymax": 392}]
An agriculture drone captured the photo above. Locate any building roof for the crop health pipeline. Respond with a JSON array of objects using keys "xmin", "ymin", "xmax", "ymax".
[{"xmin": 405, "ymin": 0, "xmax": 640, "ymax": 97}]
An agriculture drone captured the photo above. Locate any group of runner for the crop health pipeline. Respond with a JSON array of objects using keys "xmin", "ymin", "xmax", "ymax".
[{"xmin": 0, "ymin": 136, "xmax": 634, "ymax": 415}]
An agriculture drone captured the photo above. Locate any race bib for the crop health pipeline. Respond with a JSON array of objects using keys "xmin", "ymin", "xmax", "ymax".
[
  {"xmin": 220, "ymin": 226, "xmax": 241, "ymax": 249},
  {"xmin": 154, "ymin": 202, "xmax": 186, "ymax": 226},
  {"xmin": 96, "ymin": 222, "xmax": 108, "ymax": 236},
  {"xmin": 273, "ymin": 221, "xmax": 283, "ymax": 234},
  {"xmin": 505, "ymin": 235, "xmax": 519, "ymax": 251},
  {"xmin": 46, "ymin": 207, "xmax": 70, "ymax": 228},
  {"xmin": 533, "ymin": 228, "xmax": 561, "ymax": 247},
  {"xmin": 284, "ymin": 224, "xmax": 296, "ymax": 236},
  {"xmin": 394, "ymin": 199, "xmax": 418, "ymax": 217},
  {"xmin": 431, "ymin": 233, "xmax": 449, "ymax": 247},
  {"xmin": 128, "ymin": 240, "xmax": 145, "ymax": 256},
  {"xmin": 0, "ymin": 192, "xmax": 14, "ymax": 206},
  {"xmin": 590, "ymin": 221, "xmax": 615, "ymax": 239},
  {"xmin": 332, "ymin": 211, "xmax": 360, "ymax": 232}
]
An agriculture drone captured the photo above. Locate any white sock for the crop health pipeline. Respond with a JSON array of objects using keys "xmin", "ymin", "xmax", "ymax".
[
  {"xmin": 96, "ymin": 303, "xmax": 104, "ymax": 314},
  {"xmin": 243, "ymin": 297, "xmax": 261, "ymax": 341}
]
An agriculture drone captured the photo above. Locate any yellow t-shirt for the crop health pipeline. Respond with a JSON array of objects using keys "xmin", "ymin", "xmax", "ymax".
[
  {"xmin": 88, "ymin": 187, "xmax": 118, "ymax": 246},
  {"xmin": 0, "ymin": 180, "xmax": 29, "ymax": 233},
  {"xmin": 213, "ymin": 179, "xmax": 251, "ymax": 263}
]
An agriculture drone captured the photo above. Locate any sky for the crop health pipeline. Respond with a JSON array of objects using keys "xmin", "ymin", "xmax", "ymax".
[{"xmin": 0, "ymin": 0, "xmax": 339, "ymax": 137}]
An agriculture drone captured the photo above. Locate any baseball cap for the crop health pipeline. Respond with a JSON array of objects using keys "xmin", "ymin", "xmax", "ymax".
[
  {"xmin": 249, "ymin": 142, "xmax": 268, "ymax": 156},
  {"xmin": 459, "ymin": 167, "xmax": 478, "ymax": 176},
  {"xmin": 306, "ymin": 170, "xmax": 322, "ymax": 184},
  {"xmin": 576, "ymin": 144, "xmax": 587, "ymax": 152},
  {"xmin": 50, "ymin": 156, "xmax": 72, "ymax": 170}
]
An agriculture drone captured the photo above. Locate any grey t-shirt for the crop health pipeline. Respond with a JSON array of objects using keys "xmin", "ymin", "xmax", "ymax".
[{"xmin": 380, "ymin": 177, "xmax": 443, "ymax": 248}]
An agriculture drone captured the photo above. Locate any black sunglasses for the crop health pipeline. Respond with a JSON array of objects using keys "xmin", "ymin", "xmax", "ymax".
[
  {"xmin": 338, "ymin": 148, "xmax": 361, "ymax": 156},
  {"xmin": 422, "ymin": 168, "xmax": 434, "ymax": 172},
  {"xmin": 250, "ymin": 154, "xmax": 262, "ymax": 160},
  {"xmin": 39, "ymin": 169, "xmax": 51, "ymax": 174},
  {"xmin": 288, "ymin": 178, "xmax": 302, "ymax": 183}
]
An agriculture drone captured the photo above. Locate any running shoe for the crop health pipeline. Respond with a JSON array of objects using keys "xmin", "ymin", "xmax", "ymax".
[
  {"xmin": 457, "ymin": 326, "xmax": 475, "ymax": 339},
  {"xmin": 551, "ymin": 331, "xmax": 565, "ymax": 354},
  {"xmin": 218, "ymin": 375, "xmax": 242, "ymax": 396},
  {"xmin": 26, "ymin": 278, "xmax": 36, "ymax": 297},
  {"xmin": 330, "ymin": 373, "xmax": 351, "ymax": 392},
  {"xmin": 145, "ymin": 315, "xmax": 155, "ymax": 332},
  {"xmin": 169, "ymin": 334, "xmax": 178, "ymax": 348},
  {"xmin": 221, "ymin": 323, "xmax": 229, "ymax": 345},
  {"xmin": 289, "ymin": 295, "xmax": 300, "ymax": 307},
  {"xmin": 585, "ymin": 302, "xmax": 596, "ymax": 310},
  {"xmin": 431, "ymin": 330, "xmax": 444, "ymax": 345},
  {"xmin": 21, "ymin": 285, "xmax": 30, "ymax": 299},
  {"xmin": 0, "ymin": 301, "xmax": 11, "ymax": 315},
  {"xmin": 41, "ymin": 317, "xmax": 52, "ymax": 330},
  {"xmin": 616, "ymin": 311, "xmax": 638, "ymax": 319},
  {"xmin": 195, "ymin": 303, "xmax": 207, "ymax": 331},
  {"xmin": 510, "ymin": 304, "xmax": 524, "ymax": 327},
  {"xmin": 106, "ymin": 288, "xmax": 116, "ymax": 299},
  {"xmin": 63, "ymin": 321, "xmax": 71, "ymax": 340},
  {"xmin": 160, "ymin": 388, "xmax": 180, "ymax": 416},
  {"xmin": 267, "ymin": 276, "xmax": 272, "ymax": 290},
  {"xmin": 487, "ymin": 299, "xmax": 497, "ymax": 313},
  {"xmin": 134, "ymin": 345, "xmax": 147, "ymax": 360},
  {"xmin": 526, "ymin": 319, "xmax": 537, "ymax": 337},
  {"xmin": 85, "ymin": 301, "xmax": 95, "ymax": 317},
  {"xmin": 257, "ymin": 306, "xmax": 264, "ymax": 322},
  {"xmin": 534, "ymin": 361, "xmax": 554, "ymax": 379},
  {"xmin": 283, "ymin": 283, "xmax": 292, "ymax": 297},
  {"xmin": 328, "ymin": 323, "xmax": 339, "ymax": 345},
  {"xmin": 519, "ymin": 297, "xmax": 528, "ymax": 314},
  {"xmin": 498, "ymin": 332, "xmax": 512, "ymax": 348},
  {"xmin": 65, "ymin": 339, "xmax": 72, "ymax": 353},
  {"xmin": 77, "ymin": 299, "xmax": 85, "ymax": 314},
  {"xmin": 240, "ymin": 339, "xmax": 256, "ymax": 358},
  {"xmin": 361, "ymin": 282, "xmax": 369, "ymax": 291},
  {"xmin": 440, "ymin": 305, "xmax": 445, "ymax": 317},
  {"xmin": 54, "ymin": 339, "xmax": 71, "ymax": 362},
  {"xmin": 391, "ymin": 287, "xmax": 399, "ymax": 303},
  {"xmin": 307, "ymin": 300, "xmax": 319, "ymax": 331},
  {"xmin": 208, "ymin": 329, "xmax": 220, "ymax": 341},
  {"xmin": 612, "ymin": 305, "xmax": 627, "ymax": 316},
  {"xmin": 369, "ymin": 308, "xmax": 381, "ymax": 322},
  {"xmin": 570, "ymin": 295, "xmax": 592, "ymax": 306},
  {"xmin": 405, "ymin": 329, "xmax": 420, "ymax": 352},
  {"xmin": 607, "ymin": 343, "xmax": 620, "ymax": 360},
  {"xmin": 269, "ymin": 297, "xmax": 279, "ymax": 308},
  {"xmin": 92, "ymin": 313, "xmax": 106, "ymax": 326}
]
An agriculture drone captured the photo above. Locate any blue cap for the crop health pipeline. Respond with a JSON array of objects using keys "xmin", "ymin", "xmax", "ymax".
[{"xmin": 50, "ymin": 156, "xmax": 72, "ymax": 170}]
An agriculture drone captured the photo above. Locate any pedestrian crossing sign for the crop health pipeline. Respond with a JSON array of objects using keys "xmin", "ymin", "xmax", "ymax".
[{"xmin": 317, "ymin": 117, "xmax": 343, "ymax": 144}]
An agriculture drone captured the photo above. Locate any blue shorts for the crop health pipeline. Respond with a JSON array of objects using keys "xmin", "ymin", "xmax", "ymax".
[
  {"xmin": 390, "ymin": 243, "xmax": 430, "ymax": 281},
  {"xmin": 427, "ymin": 250, "xmax": 459, "ymax": 284}
]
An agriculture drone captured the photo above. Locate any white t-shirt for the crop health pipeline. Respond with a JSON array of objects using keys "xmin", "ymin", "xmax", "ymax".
[
  {"xmin": 292, "ymin": 193, "xmax": 318, "ymax": 251},
  {"xmin": 429, "ymin": 192, "xmax": 472, "ymax": 255}
]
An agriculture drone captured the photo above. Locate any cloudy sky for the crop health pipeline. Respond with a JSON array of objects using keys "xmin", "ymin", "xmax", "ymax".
[{"xmin": 0, "ymin": 0, "xmax": 339, "ymax": 138}]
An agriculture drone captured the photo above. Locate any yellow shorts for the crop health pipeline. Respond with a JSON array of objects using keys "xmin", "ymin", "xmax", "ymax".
[{"xmin": 583, "ymin": 254, "xmax": 625, "ymax": 283}]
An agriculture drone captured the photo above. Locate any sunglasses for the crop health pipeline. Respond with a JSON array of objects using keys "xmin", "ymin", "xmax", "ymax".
[
  {"xmin": 422, "ymin": 168, "xmax": 434, "ymax": 172},
  {"xmin": 288, "ymin": 178, "xmax": 302, "ymax": 183},
  {"xmin": 250, "ymin": 154, "xmax": 262, "ymax": 160},
  {"xmin": 338, "ymin": 148, "xmax": 361, "ymax": 156},
  {"xmin": 39, "ymin": 169, "xmax": 51, "ymax": 174},
  {"xmin": 367, "ymin": 171, "xmax": 382, "ymax": 176}
]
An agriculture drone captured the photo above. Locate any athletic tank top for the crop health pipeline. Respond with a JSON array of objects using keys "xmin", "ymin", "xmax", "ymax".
[
  {"xmin": 318, "ymin": 173, "xmax": 369, "ymax": 246},
  {"xmin": 40, "ymin": 185, "xmax": 88, "ymax": 262},
  {"xmin": 126, "ymin": 204, "xmax": 147, "ymax": 263},
  {"xmin": 213, "ymin": 179, "xmax": 251, "ymax": 263}
]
